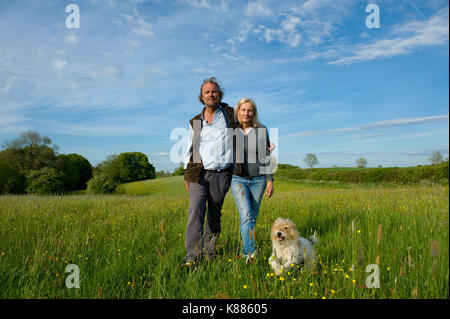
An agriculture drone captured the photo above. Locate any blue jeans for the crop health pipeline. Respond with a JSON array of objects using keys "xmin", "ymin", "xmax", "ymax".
[{"xmin": 230, "ymin": 175, "xmax": 267, "ymax": 257}]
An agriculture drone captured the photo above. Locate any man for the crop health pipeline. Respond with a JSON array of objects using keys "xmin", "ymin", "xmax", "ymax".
[{"xmin": 183, "ymin": 77, "xmax": 239, "ymax": 266}]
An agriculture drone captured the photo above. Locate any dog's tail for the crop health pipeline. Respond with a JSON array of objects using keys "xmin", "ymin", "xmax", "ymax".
[{"xmin": 308, "ymin": 231, "xmax": 318, "ymax": 246}]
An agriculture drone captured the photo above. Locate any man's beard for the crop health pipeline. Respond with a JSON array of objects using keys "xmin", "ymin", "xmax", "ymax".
[{"xmin": 205, "ymin": 99, "xmax": 219, "ymax": 108}]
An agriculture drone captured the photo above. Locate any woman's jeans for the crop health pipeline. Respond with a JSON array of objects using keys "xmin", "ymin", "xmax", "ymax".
[{"xmin": 230, "ymin": 175, "xmax": 267, "ymax": 257}]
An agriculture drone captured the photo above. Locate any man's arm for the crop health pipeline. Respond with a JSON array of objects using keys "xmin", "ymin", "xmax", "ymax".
[
  {"xmin": 183, "ymin": 122, "xmax": 195, "ymax": 192},
  {"xmin": 183, "ymin": 124, "xmax": 194, "ymax": 170}
]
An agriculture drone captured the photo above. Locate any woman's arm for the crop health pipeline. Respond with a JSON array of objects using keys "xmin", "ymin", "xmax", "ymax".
[{"xmin": 266, "ymin": 180, "xmax": 274, "ymax": 198}]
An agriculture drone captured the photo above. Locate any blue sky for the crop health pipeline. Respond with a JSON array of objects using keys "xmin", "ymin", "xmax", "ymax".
[{"xmin": 0, "ymin": 0, "xmax": 448, "ymax": 171}]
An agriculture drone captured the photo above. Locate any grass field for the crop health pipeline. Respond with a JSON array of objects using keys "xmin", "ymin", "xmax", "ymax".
[{"xmin": 0, "ymin": 176, "xmax": 448, "ymax": 299}]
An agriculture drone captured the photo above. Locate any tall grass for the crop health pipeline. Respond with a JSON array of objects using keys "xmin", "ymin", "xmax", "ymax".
[{"xmin": 0, "ymin": 176, "xmax": 448, "ymax": 299}]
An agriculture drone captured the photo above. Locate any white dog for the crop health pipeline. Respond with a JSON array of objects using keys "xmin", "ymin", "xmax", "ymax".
[{"xmin": 269, "ymin": 217, "xmax": 318, "ymax": 274}]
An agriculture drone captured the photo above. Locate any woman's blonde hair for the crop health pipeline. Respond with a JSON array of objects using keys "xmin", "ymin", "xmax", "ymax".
[{"xmin": 236, "ymin": 98, "xmax": 260, "ymax": 127}]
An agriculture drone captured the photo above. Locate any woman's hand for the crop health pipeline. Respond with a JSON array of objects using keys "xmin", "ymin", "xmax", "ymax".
[
  {"xmin": 266, "ymin": 180, "xmax": 274, "ymax": 198},
  {"xmin": 267, "ymin": 142, "xmax": 275, "ymax": 154},
  {"xmin": 184, "ymin": 180, "xmax": 189, "ymax": 191}
]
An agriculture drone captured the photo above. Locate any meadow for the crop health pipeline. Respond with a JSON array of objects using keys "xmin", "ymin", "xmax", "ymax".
[{"xmin": 0, "ymin": 176, "xmax": 448, "ymax": 299}]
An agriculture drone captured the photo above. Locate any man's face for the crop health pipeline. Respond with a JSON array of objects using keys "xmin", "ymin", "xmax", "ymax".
[{"xmin": 201, "ymin": 82, "xmax": 220, "ymax": 108}]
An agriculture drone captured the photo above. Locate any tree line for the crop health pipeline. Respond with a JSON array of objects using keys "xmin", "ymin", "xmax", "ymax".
[
  {"xmin": 302, "ymin": 151, "xmax": 446, "ymax": 168},
  {"xmin": 0, "ymin": 131, "xmax": 155, "ymax": 195}
]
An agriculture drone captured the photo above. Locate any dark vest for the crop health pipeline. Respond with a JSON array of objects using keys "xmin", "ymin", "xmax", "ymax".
[{"xmin": 184, "ymin": 103, "xmax": 241, "ymax": 183}]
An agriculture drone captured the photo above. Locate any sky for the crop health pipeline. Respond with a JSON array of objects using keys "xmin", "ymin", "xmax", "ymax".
[{"xmin": 0, "ymin": 0, "xmax": 448, "ymax": 172}]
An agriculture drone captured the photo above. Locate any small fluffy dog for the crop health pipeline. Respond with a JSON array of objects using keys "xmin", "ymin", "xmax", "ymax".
[{"xmin": 269, "ymin": 217, "xmax": 318, "ymax": 274}]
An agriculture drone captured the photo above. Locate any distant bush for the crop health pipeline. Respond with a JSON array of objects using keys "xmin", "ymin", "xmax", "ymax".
[
  {"xmin": 0, "ymin": 160, "xmax": 26, "ymax": 194},
  {"xmin": 277, "ymin": 164, "xmax": 300, "ymax": 170},
  {"xmin": 26, "ymin": 168, "xmax": 65, "ymax": 195},
  {"xmin": 155, "ymin": 170, "xmax": 172, "ymax": 178},
  {"xmin": 55, "ymin": 153, "xmax": 93, "ymax": 191},
  {"xmin": 86, "ymin": 174, "xmax": 119, "ymax": 194},
  {"xmin": 275, "ymin": 162, "xmax": 449, "ymax": 185},
  {"xmin": 172, "ymin": 163, "xmax": 185, "ymax": 176},
  {"xmin": 96, "ymin": 152, "xmax": 155, "ymax": 183}
]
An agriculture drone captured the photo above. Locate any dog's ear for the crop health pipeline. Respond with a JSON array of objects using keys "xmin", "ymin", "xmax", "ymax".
[{"xmin": 286, "ymin": 222, "xmax": 299, "ymax": 240}]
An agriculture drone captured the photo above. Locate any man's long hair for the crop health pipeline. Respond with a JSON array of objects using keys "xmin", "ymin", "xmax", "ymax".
[{"xmin": 198, "ymin": 77, "xmax": 224, "ymax": 105}]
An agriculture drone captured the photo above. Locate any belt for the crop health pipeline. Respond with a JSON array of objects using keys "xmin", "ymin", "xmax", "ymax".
[
  {"xmin": 204, "ymin": 169, "xmax": 222, "ymax": 173},
  {"xmin": 204, "ymin": 166, "xmax": 232, "ymax": 173}
]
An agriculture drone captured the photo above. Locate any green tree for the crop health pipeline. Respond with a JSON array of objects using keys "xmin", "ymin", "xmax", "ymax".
[
  {"xmin": 429, "ymin": 151, "xmax": 443, "ymax": 165},
  {"xmin": 356, "ymin": 158, "xmax": 368, "ymax": 168},
  {"xmin": 97, "ymin": 152, "xmax": 155, "ymax": 183},
  {"xmin": 0, "ymin": 130, "xmax": 58, "ymax": 171},
  {"xmin": 172, "ymin": 162, "xmax": 185, "ymax": 176},
  {"xmin": 86, "ymin": 174, "xmax": 119, "ymax": 194},
  {"xmin": 26, "ymin": 168, "xmax": 65, "ymax": 195},
  {"xmin": 55, "ymin": 153, "xmax": 93, "ymax": 190},
  {"xmin": 2, "ymin": 130, "xmax": 57, "ymax": 150},
  {"xmin": 0, "ymin": 160, "xmax": 26, "ymax": 194},
  {"xmin": 303, "ymin": 153, "xmax": 318, "ymax": 168},
  {"xmin": 115, "ymin": 152, "xmax": 155, "ymax": 182}
]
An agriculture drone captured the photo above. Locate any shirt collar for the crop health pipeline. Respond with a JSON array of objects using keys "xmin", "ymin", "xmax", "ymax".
[{"xmin": 200, "ymin": 103, "xmax": 223, "ymax": 121}]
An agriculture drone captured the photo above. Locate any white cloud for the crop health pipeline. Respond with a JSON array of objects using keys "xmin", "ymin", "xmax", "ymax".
[
  {"xmin": 225, "ymin": 21, "xmax": 253, "ymax": 53},
  {"xmin": 288, "ymin": 115, "xmax": 450, "ymax": 138},
  {"xmin": 260, "ymin": 15, "xmax": 302, "ymax": 48},
  {"xmin": 133, "ymin": 17, "xmax": 154, "ymax": 36},
  {"xmin": 65, "ymin": 34, "xmax": 79, "ymax": 43},
  {"xmin": 245, "ymin": 1, "xmax": 274, "ymax": 18},
  {"xmin": 52, "ymin": 59, "xmax": 67, "ymax": 70},
  {"xmin": 252, "ymin": 0, "xmax": 347, "ymax": 49},
  {"xmin": 0, "ymin": 103, "xmax": 29, "ymax": 133},
  {"xmin": 184, "ymin": 0, "xmax": 229, "ymax": 10},
  {"xmin": 121, "ymin": 7, "xmax": 154, "ymax": 36},
  {"xmin": 328, "ymin": 7, "xmax": 449, "ymax": 65},
  {"xmin": 185, "ymin": 0, "xmax": 209, "ymax": 8},
  {"xmin": 88, "ymin": 65, "xmax": 123, "ymax": 80},
  {"xmin": 1, "ymin": 84, "xmax": 12, "ymax": 95}
]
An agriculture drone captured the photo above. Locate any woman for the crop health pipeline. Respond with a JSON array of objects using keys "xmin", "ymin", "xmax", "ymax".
[{"xmin": 231, "ymin": 98, "xmax": 274, "ymax": 265}]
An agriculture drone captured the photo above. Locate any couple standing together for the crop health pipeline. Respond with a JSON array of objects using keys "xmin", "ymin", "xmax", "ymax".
[{"xmin": 183, "ymin": 77, "xmax": 275, "ymax": 266}]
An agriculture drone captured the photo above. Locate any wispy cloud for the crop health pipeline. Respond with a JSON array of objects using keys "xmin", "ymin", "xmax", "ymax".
[
  {"xmin": 245, "ymin": 1, "xmax": 274, "ymax": 18},
  {"xmin": 183, "ymin": 0, "xmax": 229, "ymax": 11},
  {"xmin": 258, "ymin": 15, "xmax": 302, "ymax": 47},
  {"xmin": 328, "ymin": 7, "xmax": 449, "ymax": 65},
  {"xmin": 287, "ymin": 115, "xmax": 449, "ymax": 138},
  {"xmin": 152, "ymin": 152, "xmax": 170, "ymax": 156},
  {"xmin": 52, "ymin": 59, "xmax": 67, "ymax": 70},
  {"xmin": 88, "ymin": 65, "xmax": 124, "ymax": 80},
  {"xmin": 65, "ymin": 34, "xmax": 79, "ymax": 44}
]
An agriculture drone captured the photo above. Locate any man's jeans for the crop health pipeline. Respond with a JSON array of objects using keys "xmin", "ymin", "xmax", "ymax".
[
  {"xmin": 185, "ymin": 170, "xmax": 232, "ymax": 262},
  {"xmin": 230, "ymin": 175, "xmax": 266, "ymax": 257}
]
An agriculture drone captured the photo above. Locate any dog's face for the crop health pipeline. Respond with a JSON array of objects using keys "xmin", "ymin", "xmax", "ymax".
[{"xmin": 271, "ymin": 218, "xmax": 300, "ymax": 244}]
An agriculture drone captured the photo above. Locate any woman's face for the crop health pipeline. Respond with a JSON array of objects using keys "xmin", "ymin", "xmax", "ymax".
[{"xmin": 238, "ymin": 102, "xmax": 255, "ymax": 125}]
